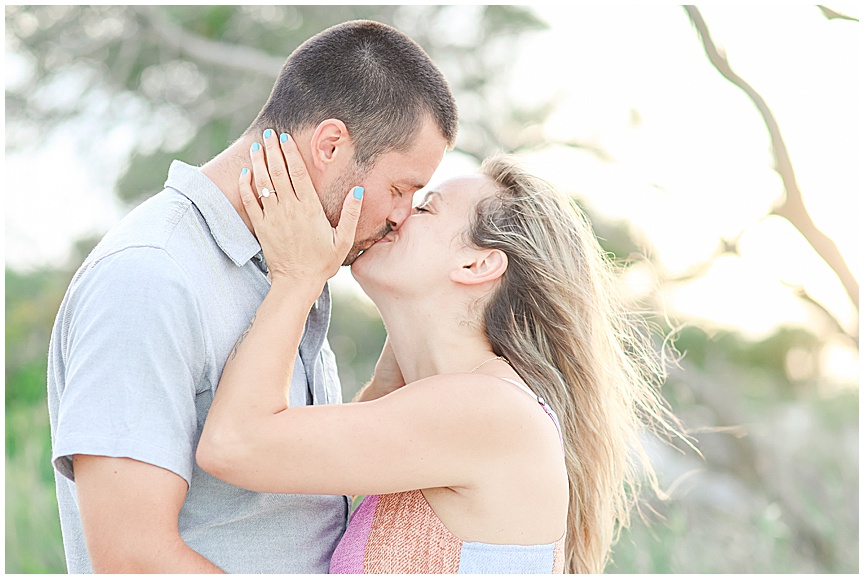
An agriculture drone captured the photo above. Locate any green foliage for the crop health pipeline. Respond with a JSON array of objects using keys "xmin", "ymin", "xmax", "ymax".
[
  {"xmin": 168, "ymin": 4, "xmax": 237, "ymax": 38},
  {"xmin": 5, "ymin": 402, "xmax": 66, "ymax": 574},
  {"xmin": 671, "ymin": 323, "xmax": 820, "ymax": 378},
  {"xmin": 5, "ymin": 268, "xmax": 71, "ymax": 407},
  {"xmin": 328, "ymin": 286, "xmax": 387, "ymax": 401},
  {"xmin": 5, "ymin": 266, "xmax": 77, "ymax": 573},
  {"xmin": 483, "ymin": 4, "xmax": 547, "ymax": 33},
  {"xmin": 588, "ymin": 212, "xmax": 645, "ymax": 263},
  {"xmin": 5, "ymin": 358, "xmax": 48, "ymax": 411}
]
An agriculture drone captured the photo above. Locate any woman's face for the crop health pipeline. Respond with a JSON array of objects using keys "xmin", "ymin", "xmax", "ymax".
[{"xmin": 350, "ymin": 173, "xmax": 496, "ymax": 300}]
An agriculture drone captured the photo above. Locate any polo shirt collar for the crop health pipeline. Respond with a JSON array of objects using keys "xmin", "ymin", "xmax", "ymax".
[{"xmin": 164, "ymin": 160, "xmax": 263, "ymax": 269}]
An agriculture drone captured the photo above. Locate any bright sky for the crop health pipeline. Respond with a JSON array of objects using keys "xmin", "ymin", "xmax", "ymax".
[
  {"xmin": 518, "ymin": 4, "xmax": 860, "ymax": 340},
  {"xmin": 5, "ymin": 4, "xmax": 860, "ymax": 379}
]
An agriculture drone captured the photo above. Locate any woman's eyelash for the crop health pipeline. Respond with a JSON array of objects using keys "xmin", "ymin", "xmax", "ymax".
[{"xmin": 414, "ymin": 205, "xmax": 429, "ymax": 213}]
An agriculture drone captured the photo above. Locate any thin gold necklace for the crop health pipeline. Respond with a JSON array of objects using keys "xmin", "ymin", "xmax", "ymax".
[{"xmin": 470, "ymin": 355, "xmax": 510, "ymax": 373}]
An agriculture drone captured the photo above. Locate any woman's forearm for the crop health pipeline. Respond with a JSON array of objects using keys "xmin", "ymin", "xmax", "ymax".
[{"xmin": 203, "ymin": 279, "xmax": 322, "ymax": 432}]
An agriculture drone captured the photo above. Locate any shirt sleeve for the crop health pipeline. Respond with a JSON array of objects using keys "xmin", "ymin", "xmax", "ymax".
[{"xmin": 52, "ymin": 246, "xmax": 207, "ymax": 486}]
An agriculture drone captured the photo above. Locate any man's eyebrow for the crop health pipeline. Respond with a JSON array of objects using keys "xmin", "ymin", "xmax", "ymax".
[{"xmin": 397, "ymin": 181, "xmax": 428, "ymax": 192}]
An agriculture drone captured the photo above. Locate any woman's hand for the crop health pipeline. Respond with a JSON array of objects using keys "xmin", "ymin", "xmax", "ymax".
[{"xmin": 241, "ymin": 129, "xmax": 363, "ymax": 292}]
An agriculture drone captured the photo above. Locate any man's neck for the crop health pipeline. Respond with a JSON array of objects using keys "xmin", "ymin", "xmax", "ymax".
[{"xmin": 200, "ymin": 135, "xmax": 258, "ymax": 234}]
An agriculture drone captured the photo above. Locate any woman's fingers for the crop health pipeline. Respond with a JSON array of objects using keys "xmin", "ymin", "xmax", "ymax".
[
  {"xmin": 238, "ymin": 166, "xmax": 263, "ymax": 225},
  {"xmin": 335, "ymin": 186, "xmax": 364, "ymax": 255},
  {"xmin": 262, "ymin": 129, "xmax": 297, "ymax": 202},
  {"xmin": 256, "ymin": 129, "xmax": 332, "ymax": 209},
  {"xmin": 278, "ymin": 133, "xmax": 317, "ymax": 204},
  {"xmin": 249, "ymin": 140, "xmax": 279, "ymax": 212}
]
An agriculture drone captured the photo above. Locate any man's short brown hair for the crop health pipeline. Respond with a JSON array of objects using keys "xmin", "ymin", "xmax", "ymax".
[{"xmin": 248, "ymin": 20, "xmax": 458, "ymax": 167}]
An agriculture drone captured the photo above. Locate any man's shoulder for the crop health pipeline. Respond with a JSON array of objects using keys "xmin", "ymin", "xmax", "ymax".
[
  {"xmin": 85, "ymin": 188, "xmax": 195, "ymax": 264},
  {"xmin": 66, "ymin": 188, "xmax": 206, "ymax": 300}
]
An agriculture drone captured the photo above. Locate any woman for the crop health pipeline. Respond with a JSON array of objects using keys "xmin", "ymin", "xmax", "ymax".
[{"xmin": 197, "ymin": 131, "xmax": 684, "ymax": 574}]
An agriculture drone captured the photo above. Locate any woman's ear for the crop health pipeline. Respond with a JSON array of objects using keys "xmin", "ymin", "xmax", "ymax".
[
  {"xmin": 309, "ymin": 119, "xmax": 352, "ymax": 170},
  {"xmin": 450, "ymin": 249, "xmax": 508, "ymax": 286}
]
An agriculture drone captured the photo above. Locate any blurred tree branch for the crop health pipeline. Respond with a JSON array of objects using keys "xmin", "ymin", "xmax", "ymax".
[
  {"xmin": 133, "ymin": 6, "xmax": 284, "ymax": 77},
  {"xmin": 660, "ymin": 235, "xmax": 741, "ymax": 285},
  {"xmin": 684, "ymin": 5, "xmax": 859, "ymax": 312},
  {"xmin": 782, "ymin": 282, "xmax": 859, "ymax": 347},
  {"xmin": 817, "ymin": 5, "xmax": 859, "ymax": 21},
  {"xmin": 657, "ymin": 230, "xmax": 858, "ymax": 344}
]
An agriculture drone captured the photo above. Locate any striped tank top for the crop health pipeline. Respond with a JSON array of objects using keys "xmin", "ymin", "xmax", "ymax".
[{"xmin": 329, "ymin": 377, "xmax": 566, "ymax": 574}]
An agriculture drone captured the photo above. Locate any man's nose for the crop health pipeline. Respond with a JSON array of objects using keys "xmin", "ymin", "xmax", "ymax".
[{"xmin": 387, "ymin": 197, "xmax": 413, "ymax": 230}]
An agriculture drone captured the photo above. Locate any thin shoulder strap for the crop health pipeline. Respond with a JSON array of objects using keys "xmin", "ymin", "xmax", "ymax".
[
  {"xmin": 498, "ymin": 377, "xmax": 544, "ymax": 404},
  {"xmin": 497, "ymin": 377, "xmax": 564, "ymax": 450}
]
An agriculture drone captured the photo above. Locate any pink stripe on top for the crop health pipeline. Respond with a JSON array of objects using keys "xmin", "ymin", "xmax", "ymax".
[
  {"xmin": 329, "ymin": 494, "xmax": 378, "ymax": 573},
  {"xmin": 329, "ymin": 489, "xmax": 564, "ymax": 574}
]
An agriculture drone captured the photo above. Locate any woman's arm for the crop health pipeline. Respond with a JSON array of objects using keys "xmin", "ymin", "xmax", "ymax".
[
  {"xmin": 196, "ymin": 131, "xmax": 543, "ymax": 498},
  {"xmin": 200, "ymin": 370, "xmax": 539, "ymax": 497},
  {"xmin": 197, "ymin": 129, "xmax": 363, "ymax": 477}
]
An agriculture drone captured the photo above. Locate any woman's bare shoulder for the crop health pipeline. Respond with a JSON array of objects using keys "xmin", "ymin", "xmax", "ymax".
[{"xmin": 382, "ymin": 372, "xmax": 557, "ymax": 444}]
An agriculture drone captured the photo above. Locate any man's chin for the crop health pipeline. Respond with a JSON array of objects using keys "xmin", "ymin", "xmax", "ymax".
[
  {"xmin": 342, "ymin": 252, "xmax": 359, "ymax": 267},
  {"xmin": 342, "ymin": 244, "xmax": 366, "ymax": 266},
  {"xmin": 344, "ymin": 230, "xmax": 387, "ymax": 266}
]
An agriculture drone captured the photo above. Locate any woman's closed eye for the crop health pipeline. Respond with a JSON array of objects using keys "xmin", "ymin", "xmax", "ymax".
[{"xmin": 413, "ymin": 190, "xmax": 440, "ymax": 214}]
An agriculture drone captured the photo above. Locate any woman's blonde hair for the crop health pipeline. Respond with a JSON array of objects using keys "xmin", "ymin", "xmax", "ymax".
[{"xmin": 472, "ymin": 155, "xmax": 685, "ymax": 573}]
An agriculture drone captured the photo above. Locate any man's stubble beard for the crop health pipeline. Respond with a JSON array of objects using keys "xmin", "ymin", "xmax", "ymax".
[{"xmin": 321, "ymin": 164, "xmax": 388, "ymax": 266}]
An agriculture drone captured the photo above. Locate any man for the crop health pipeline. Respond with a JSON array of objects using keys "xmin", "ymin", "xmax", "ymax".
[{"xmin": 47, "ymin": 19, "xmax": 457, "ymax": 573}]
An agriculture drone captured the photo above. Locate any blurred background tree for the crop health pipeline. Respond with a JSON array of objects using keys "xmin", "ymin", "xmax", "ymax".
[{"xmin": 5, "ymin": 4, "xmax": 858, "ymax": 573}]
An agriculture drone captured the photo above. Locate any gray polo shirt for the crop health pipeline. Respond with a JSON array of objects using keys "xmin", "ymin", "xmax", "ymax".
[{"xmin": 47, "ymin": 160, "xmax": 348, "ymax": 573}]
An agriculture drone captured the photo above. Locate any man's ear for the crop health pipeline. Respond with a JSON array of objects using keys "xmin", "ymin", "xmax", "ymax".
[
  {"xmin": 309, "ymin": 119, "xmax": 352, "ymax": 170},
  {"xmin": 450, "ymin": 249, "xmax": 508, "ymax": 286}
]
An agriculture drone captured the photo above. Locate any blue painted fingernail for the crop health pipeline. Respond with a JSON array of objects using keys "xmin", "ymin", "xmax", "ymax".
[
  {"xmin": 264, "ymin": 129, "xmax": 273, "ymax": 139},
  {"xmin": 241, "ymin": 167, "xmax": 248, "ymax": 176},
  {"xmin": 251, "ymin": 142, "xmax": 260, "ymax": 152},
  {"xmin": 280, "ymin": 133, "xmax": 288, "ymax": 143},
  {"xmin": 353, "ymin": 186, "xmax": 364, "ymax": 200}
]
